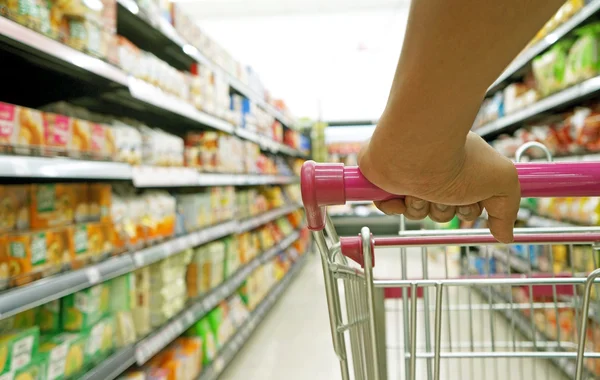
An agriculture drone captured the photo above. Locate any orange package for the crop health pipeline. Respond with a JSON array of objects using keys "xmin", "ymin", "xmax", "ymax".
[
  {"xmin": 0, "ymin": 185, "xmax": 30, "ymax": 232},
  {"xmin": 6, "ymin": 227, "xmax": 71, "ymax": 285},
  {"xmin": 69, "ymin": 118, "xmax": 91, "ymax": 156},
  {"xmin": 30, "ymin": 184, "xmax": 75, "ymax": 229},
  {"xmin": 89, "ymin": 183, "xmax": 111, "ymax": 223},
  {"xmin": 43, "ymin": 112, "xmax": 71, "ymax": 156},
  {"xmin": 73, "ymin": 183, "xmax": 90, "ymax": 223},
  {"xmin": 0, "ymin": 102, "xmax": 44, "ymax": 154},
  {"xmin": 68, "ymin": 222, "xmax": 112, "ymax": 267}
]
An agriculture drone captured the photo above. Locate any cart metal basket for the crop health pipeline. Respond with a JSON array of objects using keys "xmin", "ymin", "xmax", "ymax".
[{"xmin": 301, "ymin": 159, "xmax": 600, "ymax": 380}]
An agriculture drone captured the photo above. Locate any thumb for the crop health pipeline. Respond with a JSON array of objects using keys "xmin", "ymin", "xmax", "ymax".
[{"xmin": 480, "ymin": 187, "xmax": 520, "ymax": 244}]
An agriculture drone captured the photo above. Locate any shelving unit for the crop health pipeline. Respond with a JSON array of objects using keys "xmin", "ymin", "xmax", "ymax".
[
  {"xmin": 487, "ymin": 0, "xmax": 600, "ymax": 94},
  {"xmin": 0, "ymin": 204, "xmax": 302, "ymax": 321},
  {"xmin": 81, "ymin": 242, "xmax": 308, "ymax": 380}
]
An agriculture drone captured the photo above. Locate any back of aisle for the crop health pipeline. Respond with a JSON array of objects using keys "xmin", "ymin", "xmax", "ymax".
[{"xmin": 0, "ymin": 0, "xmax": 313, "ymax": 379}]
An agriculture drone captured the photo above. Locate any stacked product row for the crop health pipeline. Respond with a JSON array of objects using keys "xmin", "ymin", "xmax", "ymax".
[
  {"xmin": 0, "ymin": 182, "xmax": 302, "ymax": 288},
  {"xmin": 0, "ymin": 218, "xmax": 310, "ymax": 380},
  {"xmin": 474, "ymin": 2, "xmax": 597, "ymax": 129},
  {"xmin": 1, "ymin": 100, "xmax": 303, "ymax": 174},
  {"xmin": 119, "ymin": 236, "xmax": 310, "ymax": 380},
  {"xmin": 0, "ymin": 0, "xmax": 296, "ymax": 125}
]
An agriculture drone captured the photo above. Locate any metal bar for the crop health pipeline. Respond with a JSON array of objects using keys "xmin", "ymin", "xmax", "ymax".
[
  {"xmin": 362, "ymin": 227, "xmax": 380, "ymax": 380},
  {"xmin": 433, "ymin": 283, "xmax": 443, "ymax": 380}
]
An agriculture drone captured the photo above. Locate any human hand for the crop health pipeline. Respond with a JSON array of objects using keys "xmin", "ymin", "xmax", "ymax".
[{"xmin": 358, "ymin": 131, "xmax": 520, "ymax": 243}]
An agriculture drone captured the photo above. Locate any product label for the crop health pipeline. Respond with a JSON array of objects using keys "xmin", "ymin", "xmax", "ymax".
[
  {"xmin": 48, "ymin": 344, "xmax": 67, "ymax": 380},
  {"xmin": 0, "ymin": 103, "xmax": 15, "ymax": 138},
  {"xmin": 36, "ymin": 185, "xmax": 56, "ymax": 213},
  {"xmin": 90, "ymin": 124, "xmax": 104, "ymax": 152},
  {"xmin": 86, "ymin": 323, "xmax": 103, "ymax": 355},
  {"xmin": 31, "ymin": 233, "xmax": 47, "ymax": 266},
  {"xmin": 75, "ymin": 292, "xmax": 90, "ymax": 313},
  {"xmin": 0, "ymin": 372, "xmax": 14, "ymax": 380},
  {"xmin": 9, "ymin": 242, "xmax": 26, "ymax": 259},
  {"xmin": 74, "ymin": 226, "xmax": 88, "ymax": 255},
  {"xmin": 11, "ymin": 335, "xmax": 33, "ymax": 369},
  {"xmin": 49, "ymin": 116, "xmax": 70, "ymax": 146}
]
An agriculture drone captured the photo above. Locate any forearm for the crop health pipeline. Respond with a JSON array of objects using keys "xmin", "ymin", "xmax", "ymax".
[{"xmin": 371, "ymin": 0, "xmax": 564, "ymax": 173}]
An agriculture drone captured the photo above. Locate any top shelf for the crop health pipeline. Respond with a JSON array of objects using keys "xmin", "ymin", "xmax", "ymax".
[
  {"xmin": 0, "ymin": 17, "xmax": 307, "ymax": 158},
  {"xmin": 487, "ymin": 0, "xmax": 600, "ymax": 95},
  {"xmin": 116, "ymin": 0, "xmax": 296, "ymax": 129}
]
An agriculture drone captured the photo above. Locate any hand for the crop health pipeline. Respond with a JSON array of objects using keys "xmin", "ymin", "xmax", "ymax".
[{"xmin": 358, "ymin": 131, "xmax": 520, "ymax": 243}]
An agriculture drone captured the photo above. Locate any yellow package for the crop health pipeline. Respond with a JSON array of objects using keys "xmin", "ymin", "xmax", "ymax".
[
  {"xmin": 89, "ymin": 184, "xmax": 111, "ymax": 223},
  {"xmin": 0, "ymin": 185, "xmax": 30, "ymax": 232},
  {"xmin": 6, "ymin": 228, "xmax": 71, "ymax": 285},
  {"xmin": 30, "ymin": 184, "xmax": 75, "ymax": 229},
  {"xmin": 73, "ymin": 183, "xmax": 89, "ymax": 224}
]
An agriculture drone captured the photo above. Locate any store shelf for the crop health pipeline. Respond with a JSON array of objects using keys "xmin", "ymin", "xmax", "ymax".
[
  {"xmin": 0, "ymin": 156, "xmax": 299, "ymax": 184},
  {"xmin": 0, "ymin": 254, "xmax": 134, "ymax": 320},
  {"xmin": 132, "ymin": 166, "xmax": 298, "ymax": 187},
  {"xmin": 133, "ymin": 229, "xmax": 302, "ymax": 365},
  {"xmin": 487, "ymin": 0, "xmax": 600, "ymax": 94},
  {"xmin": 527, "ymin": 214, "xmax": 577, "ymax": 228},
  {"xmin": 116, "ymin": 0, "xmax": 295, "ymax": 129},
  {"xmin": 0, "ymin": 204, "xmax": 301, "ymax": 321},
  {"xmin": 487, "ymin": 248, "xmax": 534, "ymax": 273},
  {"xmin": 237, "ymin": 203, "xmax": 302, "ymax": 233},
  {"xmin": 80, "ymin": 346, "xmax": 137, "ymax": 380},
  {"xmin": 477, "ymin": 287, "xmax": 594, "ymax": 380},
  {"xmin": 0, "ymin": 17, "xmax": 128, "ymax": 86},
  {"xmin": 478, "ymin": 75, "xmax": 600, "ymax": 139},
  {"xmin": 0, "ymin": 156, "xmax": 133, "ymax": 180},
  {"xmin": 197, "ymin": 253, "xmax": 307, "ymax": 380}
]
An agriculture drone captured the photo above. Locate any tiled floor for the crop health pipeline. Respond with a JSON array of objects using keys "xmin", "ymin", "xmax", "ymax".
[{"xmin": 222, "ymin": 247, "xmax": 570, "ymax": 380}]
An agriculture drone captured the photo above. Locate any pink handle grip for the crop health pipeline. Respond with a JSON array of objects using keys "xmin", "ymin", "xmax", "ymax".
[{"xmin": 301, "ymin": 160, "xmax": 600, "ymax": 231}]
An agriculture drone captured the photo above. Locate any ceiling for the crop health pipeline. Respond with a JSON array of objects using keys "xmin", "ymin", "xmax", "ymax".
[{"xmin": 173, "ymin": 0, "xmax": 409, "ymax": 19}]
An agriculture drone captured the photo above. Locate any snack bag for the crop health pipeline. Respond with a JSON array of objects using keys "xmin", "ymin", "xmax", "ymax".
[
  {"xmin": 532, "ymin": 40, "xmax": 572, "ymax": 96},
  {"xmin": 565, "ymin": 23, "xmax": 600, "ymax": 86}
]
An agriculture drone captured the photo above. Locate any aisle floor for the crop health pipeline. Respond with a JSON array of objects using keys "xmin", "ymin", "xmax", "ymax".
[{"xmin": 222, "ymin": 247, "xmax": 570, "ymax": 380}]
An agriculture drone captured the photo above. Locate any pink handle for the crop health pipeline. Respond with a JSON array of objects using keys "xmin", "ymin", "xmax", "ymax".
[{"xmin": 301, "ymin": 160, "xmax": 600, "ymax": 231}]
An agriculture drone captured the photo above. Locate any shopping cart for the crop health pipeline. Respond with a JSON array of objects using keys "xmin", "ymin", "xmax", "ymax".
[{"xmin": 301, "ymin": 156, "xmax": 600, "ymax": 380}]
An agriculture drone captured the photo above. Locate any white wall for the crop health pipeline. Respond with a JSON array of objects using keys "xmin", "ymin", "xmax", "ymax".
[{"xmin": 184, "ymin": 8, "xmax": 409, "ymax": 121}]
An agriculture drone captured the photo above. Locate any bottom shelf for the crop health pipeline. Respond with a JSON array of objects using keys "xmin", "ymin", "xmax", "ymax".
[{"xmin": 197, "ymin": 252, "xmax": 309, "ymax": 380}]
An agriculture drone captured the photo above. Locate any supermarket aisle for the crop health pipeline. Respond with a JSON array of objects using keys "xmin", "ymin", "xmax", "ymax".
[
  {"xmin": 221, "ymin": 252, "xmax": 342, "ymax": 380},
  {"xmin": 223, "ymin": 247, "xmax": 569, "ymax": 380}
]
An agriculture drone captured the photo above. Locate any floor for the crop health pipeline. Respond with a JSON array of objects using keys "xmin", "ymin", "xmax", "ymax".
[{"xmin": 222, "ymin": 246, "xmax": 571, "ymax": 380}]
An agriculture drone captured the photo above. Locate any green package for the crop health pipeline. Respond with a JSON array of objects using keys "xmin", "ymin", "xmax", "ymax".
[
  {"xmin": 38, "ymin": 300, "xmax": 61, "ymax": 334},
  {"xmin": 0, "ymin": 327, "xmax": 40, "ymax": 376},
  {"xmin": 186, "ymin": 317, "xmax": 217, "ymax": 366},
  {"xmin": 39, "ymin": 333, "xmax": 87, "ymax": 380},
  {"xmin": 565, "ymin": 22, "xmax": 600, "ymax": 86},
  {"xmin": 533, "ymin": 40, "xmax": 573, "ymax": 96},
  {"xmin": 13, "ymin": 309, "xmax": 38, "ymax": 330},
  {"xmin": 83, "ymin": 316, "xmax": 115, "ymax": 366},
  {"xmin": 109, "ymin": 274, "xmax": 135, "ymax": 313},
  {"xmin": 61, "ymin": 285, "xmax": 104, "ymax": 331}
]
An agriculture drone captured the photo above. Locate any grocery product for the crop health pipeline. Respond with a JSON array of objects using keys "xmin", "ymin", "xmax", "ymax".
[
  {"xmin": 83, "ymin": 315, "xmax": 115, "ymax": 365},
  {"xmin": 186, "ymin": 317, "xmax": 216, "ymax": 366},
  {"xmin": 0, "ymin": 102, "xmax": 44, "ymax": 155},
  {"xmin": 38, "ymin": 300, "xmax": 61, "ymax": 334},
  {"xmin": 61, "ymin": 284, "xmax": 104, "ymax": 331},
  {"xmin": 565, "ymin": 23, "xmax": 600, "ymax": 85},
  {"xmin": 0, "ymin": 185, "xmax": 30, "ymax": 233},
  {"xmin": 39, "ymin": 332, "xmax": 86, "ymax": 380},
  {"xmin": 532, "ymin": 40, "xmax": 572, "ymax": 97},
  {"xmin": 0, "ymin": 327, "xmax": 39, "ymax": 375},
  {"xmin": 29, "ymin": 184, "xmax": 75, "ymax": 229}
]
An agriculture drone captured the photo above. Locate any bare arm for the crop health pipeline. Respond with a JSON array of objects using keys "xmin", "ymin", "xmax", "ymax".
[{"xmin": 359, "ymin": 0, "xmax": 565, "ymax": 242}]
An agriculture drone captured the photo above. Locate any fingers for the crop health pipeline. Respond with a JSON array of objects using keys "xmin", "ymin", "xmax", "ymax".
[
  {"xmin": 374, "ymin": 199, "xmax": 406, "ymax": 215},
  {"xmin": 404, "ymin": 196, "xmax": 430, "ymax": 220},
  {"xmin": 456, "ymin": 203, "xmax": 482, "ymax": 222},
  {"xmin": 428, "ymin": 203, "xmax": 456, "ymax": 223},
  {"xmin": 480, "ymin": 185, "xmax": 521, "ymax": 244}
]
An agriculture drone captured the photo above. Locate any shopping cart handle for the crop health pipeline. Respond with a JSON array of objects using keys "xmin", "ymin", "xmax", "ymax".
[{"xmin": 301, "ymin": 160, "xmax": 600, "ymax": 231}]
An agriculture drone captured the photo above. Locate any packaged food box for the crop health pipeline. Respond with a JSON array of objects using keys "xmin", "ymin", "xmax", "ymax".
[
  {"xmin": 0, "ymin": 103, "xmax": 44, "ymax": 155},
  {"xmin": 12, "ymin": 308, "xmax": 38, "ymax": 330},
  {"xmin": 90, "ymin": 123, "xmax": 116, "ymax": 160},
  {"xmin": 185, "ymin": 318, "xmax": 216, "ymax": 366},
  {"xmin": 30, "ymin": 184, "xmax": 75, "ymax": 229},
  {"xmin": 6, "ymin": 228, "xmax": 71, "ymax": 285},
  {"xmin": 61, "ymin": 284, "xmax": 104, "ymax": 331},
  {"xmin": 208, "ymin": 242, "xmax": 225, "ymax": 288},
  {"xmin": 89, "ymin": 184, "xmax": 111, "ymax": 223},
  {"xmin": 39, "ymin": 333, "xmax": 86, "ymax": 380},
  {"xmin": 38, "ymin": 300, "xmax": 61, "ymax": 334},
  {"xmin": 109, "ymin": 273, "xmax": 135, "ymax": 312},
  {"xmin": 83, "ymin": 316, "xmax": 115, "ymax": 365},
  {"xmin": 0, "ymin": 327, "xmax": 40, "ymax": 375},
  {"xmin": 114, "ymin": 311, "xmax": 136, "ymax": 348},
  {"xmin": 0, "ymin": 185, "xmax": 30, "ymax": 233},
  {"xmin": 6, "ymin": 355, "xmax": 47, "ymax": 380},
  {"xmin": 43, "ymin": 113, "xmax": 71, "ymax": 156}
]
